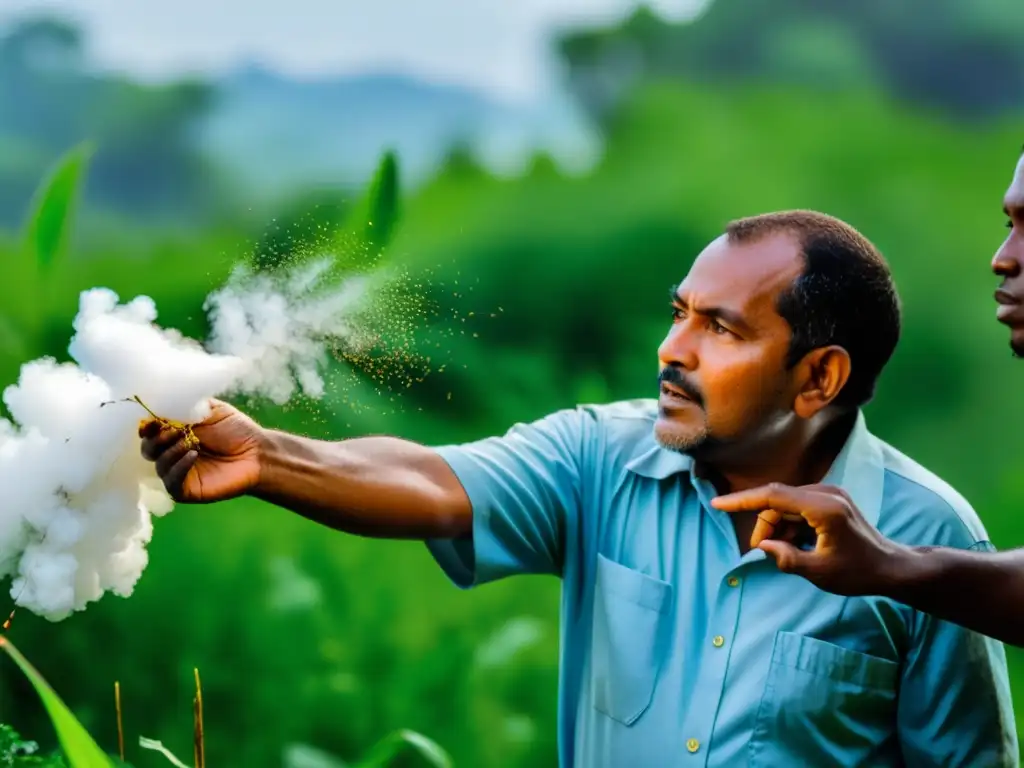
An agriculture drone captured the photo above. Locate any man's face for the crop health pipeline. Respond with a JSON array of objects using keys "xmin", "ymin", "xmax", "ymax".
[
  {"xmin": 654, "ymin": 232, "xmax": 804, "ymax": 458},
  {"xmin": 993, "ymin": 154, "xmax": 1024, "ymax": 356}
]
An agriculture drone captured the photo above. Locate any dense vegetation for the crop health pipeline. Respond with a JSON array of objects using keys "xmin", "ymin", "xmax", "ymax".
[{"xmin": 2, "ymin": 5, "xmax": 1024, "ymax": 767}]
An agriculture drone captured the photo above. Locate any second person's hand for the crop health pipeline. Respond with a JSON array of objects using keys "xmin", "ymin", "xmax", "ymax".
[{"xmin": 711, "ymin": 483, "xmax": 911, "ymax": 597}]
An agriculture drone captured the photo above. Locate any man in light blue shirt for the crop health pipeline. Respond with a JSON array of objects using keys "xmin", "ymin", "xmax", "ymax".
[
  {"xmin": 141, "ymin": 210, "xmax": 1017, "ymax": 766},
  {"xmin": 425, "ymin": 211, "xmax": 1017, "ymax": 766},
  {"xmin": 427, "ymin": 399, "xmax": 1016, "ymax": 766}
]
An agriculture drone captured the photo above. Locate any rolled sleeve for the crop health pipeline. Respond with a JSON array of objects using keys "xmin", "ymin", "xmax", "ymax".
[{"xmin": 425, "ymin": 407, "xmax": 588, "ymax": 588}]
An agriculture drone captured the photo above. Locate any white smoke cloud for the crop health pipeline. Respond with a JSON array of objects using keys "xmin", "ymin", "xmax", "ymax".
[{"xmin": 0, "ymin": 259, "xmax": 373, "ymax": 622}]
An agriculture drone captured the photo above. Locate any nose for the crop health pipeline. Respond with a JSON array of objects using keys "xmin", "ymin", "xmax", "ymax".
[
  {"xmin": 658, "ymin": 321, "xmax": 698, "ymax": 371},
  {"xmin": 992, "ymin": 238, "xmax": 1022, "ymax": 278}
]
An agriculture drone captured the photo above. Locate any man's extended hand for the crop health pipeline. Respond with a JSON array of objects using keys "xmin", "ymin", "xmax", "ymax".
[
  {"xmin": 139, "ymin": 399, "xmax": 264, "ymax": 503},
  {"xmin": 711, "ymin": 483, "xmax": 910, "ymax": 596}
]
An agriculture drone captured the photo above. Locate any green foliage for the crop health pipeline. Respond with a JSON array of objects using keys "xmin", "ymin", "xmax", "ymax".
[
  {"xmin": 0, "ymin": 141, "xmax": 93, "ymax": 375},
  {"xmin": 2, "ymin": 69, "xmax": 1024, "ymax": 768},
  {"xmin": 557, "ymin": 0, "xmax": 1024, "ymax": 126},
  {"xmin": 248, "ymin": 150, "xmax": 400, "ymax": 279},
  {"xmin": 0, "ymin": 640, "xmax": 112, "ymax": 767},
  {"xmin": 21, "ymin": 142, "xmax": 92, "ymax": 272},
  {"xmin": 343, "ymin": 150, "xmax": 400, "ymax": 264},
  {"xmin": 0, "ymin": 15, "xmax": 216, "ymax": 222},
  {"xmin": 353, "ymin": 729, "xmax": 452, "ymax": 768},
  {"xmin": 2, "ymin": 635, "xmax": 454, "ymax": 767},
  {"xmin": 0, "ymin": 724, "xmax": 66, "ymax": 767},
  {"xmin": 249, "ymin": 190, "xmax": 352, "ymax": 273}
]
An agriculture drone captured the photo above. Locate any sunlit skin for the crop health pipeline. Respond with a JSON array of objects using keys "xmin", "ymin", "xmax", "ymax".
[
  {"xmin": 139, "ymin": 227, "xmax": 865, "ymax": 556},
  {"xmin": 993, "ymin": 153, "xmax": 1024, "ymax": 355},
  {"xmin": 709, "ymin": 151, "xmax": 1024, "ymax": 647},
  {"xmin": 654, "ymin": 232, "xmax": 855, "ymax": 549}
]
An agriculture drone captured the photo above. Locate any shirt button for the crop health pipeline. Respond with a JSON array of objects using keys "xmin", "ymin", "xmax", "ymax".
[
  {"xmin": 686, "ymin": 738, "xmax": 700, "ymax": 753},
  {"xmin": 727, "ymin": 576, "xmax": 740, "ymax": 587},
  {"xmin": 712, "ymin": 635, "xmax": 725, "ymax": 648}
]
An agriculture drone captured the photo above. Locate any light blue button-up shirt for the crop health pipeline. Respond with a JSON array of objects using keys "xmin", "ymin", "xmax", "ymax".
[{"xmin": 426, "ymin": 400, "xmax": 1019, "ymax": 767}]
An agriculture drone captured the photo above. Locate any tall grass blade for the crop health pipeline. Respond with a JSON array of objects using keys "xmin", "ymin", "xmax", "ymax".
[
  {"xmin": 21, "ymin": 142, "xmax": 94, "ymax": 271},
  {"xmin": 114, "ymin": 681, "xmax": 125, "ymax": 762},
  {"xmin": 343, "ymin": 150, "xmax": 399, "ymax": 261},
  {"xmin": 192, "ymin": 668, "xmax": 204, "ymax": 768},
  {"xmin": 0, "ymin": 637, "xmax": 114, "ymax": 767},
  {"xmin": 353, "ymin": 729, "xmax": 452, "ymax": 768}
]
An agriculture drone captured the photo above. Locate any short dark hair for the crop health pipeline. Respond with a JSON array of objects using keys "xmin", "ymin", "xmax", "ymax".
[{"xmin": 725, "ymin": 210, "xmax": 901, "ymax": 408}]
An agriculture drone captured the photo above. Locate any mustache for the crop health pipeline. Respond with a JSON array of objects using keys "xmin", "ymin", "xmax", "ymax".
[{"xmin": 658, "ymin": 366, "xmax": 704, "ymax": 407}]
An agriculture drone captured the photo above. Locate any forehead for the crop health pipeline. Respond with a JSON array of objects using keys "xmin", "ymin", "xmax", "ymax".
[
  {"xmin": 678, "ymin": 232, "xmax": 803, "ymax": 314},
  {"xmin": 1007, "ymin": 154, "xmax": 1024, "ymax": 213}
]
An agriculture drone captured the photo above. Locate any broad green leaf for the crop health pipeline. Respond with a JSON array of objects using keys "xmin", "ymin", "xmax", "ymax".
[
  {"xmin": 0, "ymin": 637, "xmax": 114, "ymax": 767},
  {"xmin": 22, "ymin": 142, "xmax": 94, "ymax": 271},
  {"xmin": 353, "ymin": 729, "xmax": 452, "ymax": 768}
]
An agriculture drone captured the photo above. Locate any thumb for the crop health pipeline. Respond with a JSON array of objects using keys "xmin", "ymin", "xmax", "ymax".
[{"xmin": 758, "ymin": 539, "xmax": 811, "ymax": 574}]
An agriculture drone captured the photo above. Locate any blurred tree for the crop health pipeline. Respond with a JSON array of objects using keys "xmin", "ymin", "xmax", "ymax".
[
  {"xmin": 0, "ymin": 15, "xmax": 218, "ymax": 225},
  {"xmin": 557, "ymin": 0, "xmax": 1024, "ymax": 129},
  {"xmin": 437, "ymin": 139, "xmax": 489, "ymax": 181}
]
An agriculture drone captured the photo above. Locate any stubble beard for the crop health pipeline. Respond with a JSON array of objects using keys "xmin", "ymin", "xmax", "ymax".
[{"xmin": 654, "ymin": 418, "xmax": 712, "ymax": 455}]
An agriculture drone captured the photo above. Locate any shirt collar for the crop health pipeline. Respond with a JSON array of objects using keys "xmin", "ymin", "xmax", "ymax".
[{"xmin": 624, "ymin": 410, "xmax": 886, "ymax": 527}]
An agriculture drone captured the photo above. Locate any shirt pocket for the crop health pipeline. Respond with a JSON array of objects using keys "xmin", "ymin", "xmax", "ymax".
[
  {"xmin": 749, "ymin": 631, "xmax": 900, "ymax": 766},
  {"xmin": 590, "ymin": 553, "xmax": 674, "ymax": 726}
]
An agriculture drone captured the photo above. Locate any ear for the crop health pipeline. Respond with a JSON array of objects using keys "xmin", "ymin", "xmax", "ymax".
[{"xmin": 792, "ymin": 345, "xmax": 851, "ymax": 418}]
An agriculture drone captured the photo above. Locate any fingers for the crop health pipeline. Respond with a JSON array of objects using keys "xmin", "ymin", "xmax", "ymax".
[
  {"xmin": 712, "ymin": 483, "xmax": 847, "ymax": 527},
  {"xmin": 162, "ymin": 449, "xmax": 198, "ymax": 499},
  {"xmin": 751, "ymin": 509, "xmax": 782, "ymax": 548},
  {"xmin": 751, "ymin": 509, "xmax": 810, "ymax": 549},
  {"xmin": 759, "ymin": 539, "xmax": 813, "ymax": 573},
  {"xmin": 141, "ymin": 424, "xmax": 183, "ymax": 462},
  {"xmin": 155, "ymin": 438, "xmax": 194, "ymax": 479},
  {"xmin": 712, "ymin": 483, "xmax": 829, "ymax": 513},
  {"xmin": 140, "ymin": 422, "xmax": 198, "ymax": 498}
]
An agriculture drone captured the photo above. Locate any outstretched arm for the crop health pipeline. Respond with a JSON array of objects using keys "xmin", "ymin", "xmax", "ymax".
[
  {"xmin": 143, "ymin": 400, "xmax": 588, "ymax": 585},
  {"xmin": 254, "ymin": 430, "xmax": 473, "ymax": 539},
  {"xmin": 890, "ymin": 544, "xmax": 1024, "ymax": 648},
  {"xmin": 141, "ymin": 400, "xmax": 472, "ymax": 539}
]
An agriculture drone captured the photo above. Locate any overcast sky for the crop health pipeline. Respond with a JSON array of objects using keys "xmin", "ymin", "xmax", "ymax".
[{"xmin": 0, "ymin": 0, "xmax": 705, "ymax": 103}]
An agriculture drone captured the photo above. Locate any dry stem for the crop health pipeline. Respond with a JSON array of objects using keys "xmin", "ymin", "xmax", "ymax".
[
  {"xmin": 115, "ymin": 680, "xmax": 125, "ymax": 761},
  {"xmin": 193, "ymin": 668, "xmax": 205, "ymax": 768}
]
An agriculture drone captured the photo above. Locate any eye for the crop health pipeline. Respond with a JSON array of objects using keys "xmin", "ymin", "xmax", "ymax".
[
  {"xmin": 709, "ymin": 318, "xmax": 730, "ymax": 335},
  {"xmin": 670, "ymin": 305, "xmax": 685, "ymax": 321},
  {"xmin": 1008, "ymin": 220, "xmax": 1014, "ymax": 230}
]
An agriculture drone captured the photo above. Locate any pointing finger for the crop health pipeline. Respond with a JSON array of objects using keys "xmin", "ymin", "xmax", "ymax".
[
  {"xmin": 712, "ymin": 483, "xmax": 845, "ymax": 524},
  {"xmin": 712, "ymin": 483, "xmax": 815, "ymax": 513}
]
